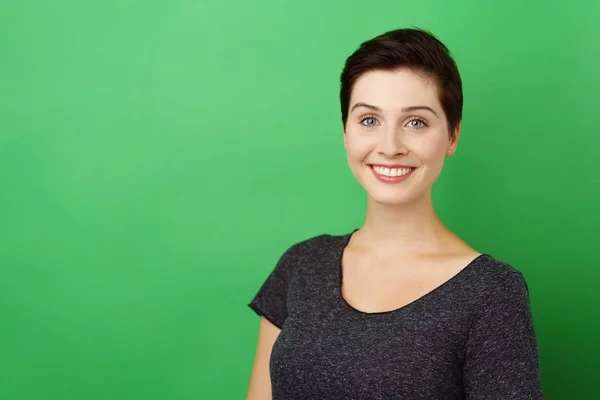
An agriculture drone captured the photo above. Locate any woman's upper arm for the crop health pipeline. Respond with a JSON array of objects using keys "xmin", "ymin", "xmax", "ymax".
[
  {"xmin": 246, "ymin": 236, "xmax": 321, "ymax": 399},
  {"xmin": 463, "ymin": 271, "xmax": 545, "ymax": 399},
  {"xmin": 246, "ymin": 317, "xmax": 281, "ymax": 400}
]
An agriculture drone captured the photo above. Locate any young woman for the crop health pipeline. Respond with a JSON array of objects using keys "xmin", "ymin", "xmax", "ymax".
[{"xmin": 246, "ymin": 28, "xmax": 545, "ymax": 400}]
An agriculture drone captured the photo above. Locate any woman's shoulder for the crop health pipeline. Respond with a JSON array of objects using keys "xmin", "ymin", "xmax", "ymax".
[
  {"xmin": 466, "ymin": 253, "xmax": 531, "ymax": 297},
  {"xmin": 279, "ymin": 231, "xmax": 350, "ymax": 255},
  {"xmin": 270, "ymin": 232, "xmax": 353, "ymax": 275}
]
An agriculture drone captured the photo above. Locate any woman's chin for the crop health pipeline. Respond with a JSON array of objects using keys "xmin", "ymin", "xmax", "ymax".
[{"xmin": 366, "ymin": 191, "xmax": 416, "ymax": 207}]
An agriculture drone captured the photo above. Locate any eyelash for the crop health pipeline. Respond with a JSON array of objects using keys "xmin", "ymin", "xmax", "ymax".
[{"xmin": 358, "ymin": 115, "xmax": 429, "ymax": 130}]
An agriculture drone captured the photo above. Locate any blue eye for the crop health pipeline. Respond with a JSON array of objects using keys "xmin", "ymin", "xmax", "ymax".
[
  {"xmin": 407, "ymin": 118, "xmax": 427, "ymax": 129},
  {"xmin": 360, "ymin": 116, "xmax": 378, "ymax": 127}
]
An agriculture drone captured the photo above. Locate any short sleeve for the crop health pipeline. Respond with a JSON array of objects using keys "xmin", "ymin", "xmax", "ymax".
[
  {"xmin": 463, "ymin": 271, "xmax": 545, "ymax": 399},
  {"xmin": 248, "ymin": 243, "xmax": 298, "ymax": 329}
]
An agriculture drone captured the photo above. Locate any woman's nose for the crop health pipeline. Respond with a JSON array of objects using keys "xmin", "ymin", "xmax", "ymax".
[{"xmin": 377, "ymin": 127, "xmax": 407, "ymax": 157}]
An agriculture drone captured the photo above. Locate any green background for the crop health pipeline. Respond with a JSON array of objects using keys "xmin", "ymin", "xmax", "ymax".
[{"xmin": 1, "ymin": 0, "xmax": 598, "ymax": 399}]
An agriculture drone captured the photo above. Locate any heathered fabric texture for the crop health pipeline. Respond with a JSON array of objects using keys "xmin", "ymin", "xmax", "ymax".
[{"xmin": 249, "ymin": 232, "xmax": 545, "ymax": 399}]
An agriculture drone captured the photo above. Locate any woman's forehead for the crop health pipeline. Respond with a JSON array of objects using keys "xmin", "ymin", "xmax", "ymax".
[{"xmin": 350, "ymin": 69, "xmax": 441, "ymax": 111}]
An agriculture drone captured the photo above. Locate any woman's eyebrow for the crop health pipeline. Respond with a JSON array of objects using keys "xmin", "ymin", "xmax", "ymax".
[
  {"xmin": 350, "ymin": 102, "xmax": 439, "ymax": 118},
  {"xmin": 401, "ymin": 105, "xmax": 439, "ymax": 117},
  {"xmin": 350, "ymin": 102, "xmax": 382, "ymax": 113}
]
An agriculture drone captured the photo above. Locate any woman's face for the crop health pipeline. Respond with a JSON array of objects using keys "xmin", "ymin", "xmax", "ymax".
[{"xmin": 343, "ymin": 68, "xmax": 460, "ymax": 206}]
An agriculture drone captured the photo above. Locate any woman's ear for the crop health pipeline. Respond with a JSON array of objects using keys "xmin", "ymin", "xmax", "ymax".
[
  {"xmin": 447, "ymin": 121, "xmax": 461, "ymax": 155},
  {"xmin": 453, "ymin": 121, "xmax": 461, "ymax": 142}
]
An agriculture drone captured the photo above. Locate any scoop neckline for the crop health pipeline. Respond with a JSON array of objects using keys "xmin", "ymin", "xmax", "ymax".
[{"xmin": 335, "ymin": 229, "xmax": 489, "ymax": 316}]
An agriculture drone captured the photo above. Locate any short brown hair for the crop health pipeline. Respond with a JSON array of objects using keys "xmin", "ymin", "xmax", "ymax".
[{"xmin": 339, "ymin": 28, "xmax": 463, "ymax": 135}]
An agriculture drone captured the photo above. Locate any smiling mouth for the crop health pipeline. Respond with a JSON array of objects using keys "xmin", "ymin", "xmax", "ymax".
[{"xmin": 369, "ymin": 165, "xmax": 416, "ymax": 177}]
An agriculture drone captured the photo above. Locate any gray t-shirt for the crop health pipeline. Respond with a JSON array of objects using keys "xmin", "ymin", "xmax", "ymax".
[{"xmin": 249, "ymin": 232, "xmax": 545, "ymax": 399}]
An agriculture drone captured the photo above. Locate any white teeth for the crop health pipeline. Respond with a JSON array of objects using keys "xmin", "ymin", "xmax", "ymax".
[{"xmin": 372, "ymin": 166, "xmax": 413, "ymax": 177}]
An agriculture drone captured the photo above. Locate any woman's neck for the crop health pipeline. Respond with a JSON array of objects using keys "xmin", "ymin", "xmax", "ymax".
[{"xmin": 355, "ymin": 193, "xmax": 455, "ymax": 255}]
